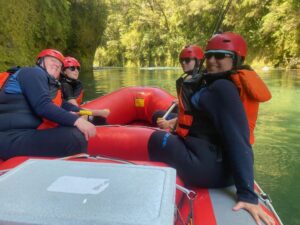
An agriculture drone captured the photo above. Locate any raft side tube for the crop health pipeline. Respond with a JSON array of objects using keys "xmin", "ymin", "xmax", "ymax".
[{"xmin": 82, "ymin": 87, "xmax": 176, "ymax": 125}]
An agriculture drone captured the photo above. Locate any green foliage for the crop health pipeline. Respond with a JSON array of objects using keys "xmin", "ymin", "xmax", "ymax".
[
  {"xmin": 33, "ymin": 0, "xmax": 70, "ymax": 51},
  {"xmin": 0, "ymin": 0, "xmax": 107, "ymax": 71},
  {"xmin": 0, "ymin": 0, "xmax": 38, "ymax": 70},
  {"xmin": 259, "ymin": 0, "xmax": 300, "ymax": 67},
  {"xmin": 66, "ymin": 0, "xmax": 108, "ymax": 71},
  {"xmin": 95, "ymin": 0, "xmax": 300, "ymax": 68},
  {"xmin": 0, "ymin": 0, "xmax": 70, "ymax": 71},
  {"xmin": 0, "ymin": 0, "xmax": 299, "ymax": 69}
]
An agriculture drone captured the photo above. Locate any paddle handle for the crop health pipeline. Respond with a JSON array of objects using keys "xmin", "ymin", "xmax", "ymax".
[{"xmin": 162, "ymin": 102, "xmax": 178, "ymax": 120}]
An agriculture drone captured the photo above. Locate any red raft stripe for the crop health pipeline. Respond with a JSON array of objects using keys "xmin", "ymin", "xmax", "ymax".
[
  {"xmin": 176, "ymin": 188, "xmax": 217, "ymax": 225},
  {"xmin": 194, "ymin": 188, "xmax": 217, "ymax": 225}
]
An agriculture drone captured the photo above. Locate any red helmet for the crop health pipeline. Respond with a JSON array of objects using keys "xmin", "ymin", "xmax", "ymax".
[
  {"xmin": 179, "ymin": 45, "xmax": 204, "ymax": 60},
  {"xmin": 63, "ymin": 56, "xmax": 81, "ymax": 68},
  {"xmin": 205, "ymin": 32, "xmax": 247, "ymax": 58},
  {"xmin": 36, "ymin": 49, "xmax": 64, "ymax": 63}
]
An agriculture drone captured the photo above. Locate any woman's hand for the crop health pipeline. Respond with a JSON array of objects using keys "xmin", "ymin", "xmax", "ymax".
[
  {"xmin": 157, "ymin": 117, "xmax": 177, "ymax": 130},
  {"xmin": 156, "ymin": 118, "xmax": 170, "ymax": 129},
  {"xmin": 233, "ymin": 201, "xmax": 275, "ymax": 225},
  {"xmin": 74, "ymin": 117, "xmax": 96, "ymax": 141}
]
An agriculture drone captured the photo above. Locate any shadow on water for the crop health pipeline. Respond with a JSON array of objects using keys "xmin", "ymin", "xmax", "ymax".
[{"xmin": 80, "ymin": 67, "xmax": 300, "ymax": 225}]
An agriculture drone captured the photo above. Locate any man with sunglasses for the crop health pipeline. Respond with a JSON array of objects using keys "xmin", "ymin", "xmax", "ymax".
[
  {"xmin": 0, "ymin": 49, "xmax": 96, "ymax": 160},
  {"xmin": 148, "ymin": 33, "xmax": 274, "ymax": 225}
]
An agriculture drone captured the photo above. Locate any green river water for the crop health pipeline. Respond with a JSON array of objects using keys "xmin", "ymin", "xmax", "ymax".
[{"xmin": 81, "ymin": 68, "xmax": 300, "ymax": 225}]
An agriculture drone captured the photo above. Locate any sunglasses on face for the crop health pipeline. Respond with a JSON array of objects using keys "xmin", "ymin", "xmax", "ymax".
[
  {"xmin": 67, "ymin": 66, "xmax": 81, "ymax": 72},
  {"xmin": 205, "ymin": 52, "xmax": 233, "ymax": 60},
  {"xmin": 179, "ymin": 58, "xmax": 194, "ymax": 64}
]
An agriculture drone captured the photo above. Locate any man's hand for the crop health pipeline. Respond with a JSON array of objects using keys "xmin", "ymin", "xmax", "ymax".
[
  {"xmin": 74, "ymin": 117, "xmax": 96, "ymax": 141},
  {"xmin": 157, "ymin": 117, "xmax": 177, "ymax": 130}
]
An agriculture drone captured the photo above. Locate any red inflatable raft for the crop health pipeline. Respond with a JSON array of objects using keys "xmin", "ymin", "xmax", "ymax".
[{"xmin": 0, "ymin": 87, "xmax": 283, "ymax": 225}]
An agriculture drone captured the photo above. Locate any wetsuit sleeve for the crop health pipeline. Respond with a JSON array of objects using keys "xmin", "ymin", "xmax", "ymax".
[
  {"xmin": 62, "ymin": 100, "xmax": 80, "ymax": 112},
  {"xmin": 196, "ymin": 79, "xmax": 258, "ymax": 204},
  {"xmin": 18, "ymin": 68, "xmax": 79, "ymax": 126}
]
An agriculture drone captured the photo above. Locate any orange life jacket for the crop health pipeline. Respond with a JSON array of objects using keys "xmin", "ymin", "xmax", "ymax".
[
  {"xmin": 0, "ymin": 67, "xmax": 20, "ymax": 90},
  {"xmin": 37, "ymin": 89, "xmax": 63, "ymax": 130},
  {"xmin": 0, "ymin": 72, "xmax": 10, "ymax": 90},
  {"xmin": 176, "ymin": 69, "xmax": 272, "ymax": 144},
  {"xmin": 230, "ymin": 69, "xmax": 271, "ymax": 144},
  {"xmin": 76, "ymin": 90, "xmax": 84, "ymax": 105},
  {"xmin": 176, "ymin": 91, "xmax": 193, "ymax": 137},
  {"xmin": 175, "ymin": 75, "xmax": 201, "ymax": 137}
]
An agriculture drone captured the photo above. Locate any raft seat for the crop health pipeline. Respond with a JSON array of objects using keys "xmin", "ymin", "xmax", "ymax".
[{"xmin": 0, "ymin": 155, "xmax": 185, "ymax": 205}]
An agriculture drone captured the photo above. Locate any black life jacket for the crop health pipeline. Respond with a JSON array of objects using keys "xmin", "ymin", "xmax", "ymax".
[{"xmin": 175, "ymin": 74, "xmax": 202, "ymax": 137}]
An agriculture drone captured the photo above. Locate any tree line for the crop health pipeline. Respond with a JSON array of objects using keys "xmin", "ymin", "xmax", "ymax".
[
  {"xmin": 0, "ymin": 0, "xmax": 299, "ymax": 71},
  {"xmin": 0, "ymin": 0, "xmax": 107, "ymax": 71},
  {"xmin": 95, "ymin": 0, "xmax": 300, "ymax": 68}
]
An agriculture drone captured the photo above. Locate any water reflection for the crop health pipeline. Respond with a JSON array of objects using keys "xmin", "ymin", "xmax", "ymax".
[
  {"xmin": 81, "ymin": 68, "xmax": 181, "ymax": 100},
  {"xmin": 80, "ymin": 68, "xmax": 300, "ymax": 225}
]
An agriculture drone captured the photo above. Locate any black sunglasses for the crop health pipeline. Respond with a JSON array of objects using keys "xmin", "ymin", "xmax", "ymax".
[
  {"xmin": 67, "ymin": 66, "xmax": 81, "ymax": 72},
  {"xmin": 205, "ymin": 52, "xmax": 233, "ymax": 60},
  {"xmin": 179, "ymin": 58, "xmax": 194, "ymax": 64}
]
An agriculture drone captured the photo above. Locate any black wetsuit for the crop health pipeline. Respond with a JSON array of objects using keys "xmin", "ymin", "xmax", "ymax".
[
  {"xmin": 60, "ymin": 75, "xmax": 83, "ymax": 103},
  {"xmin": 148, "ymin": 74, "xmax": 257, "ymax": 204},
  {"xmin": 59, "ymin": 75, "xmax": 107, "ymax": 126},
  {"xmin": 0, "ymin": 66, "xmax": 87, "ymax": 160}
]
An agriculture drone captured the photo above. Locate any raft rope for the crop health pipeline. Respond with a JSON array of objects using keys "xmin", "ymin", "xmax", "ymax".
[
  {"xmin": 0, "ymin": 169, "xmax": 10, "ymax": 175},
  {"xmin": 255, "ymin": 181, "xmax": 284, "ymax": 225},
  {"xmin": 175, "ymin": 185, "xmax": 196, "ymax": 225},
  {"xmin": 211, "ymin": 0, "xmax": 233, "ymax": 35}
]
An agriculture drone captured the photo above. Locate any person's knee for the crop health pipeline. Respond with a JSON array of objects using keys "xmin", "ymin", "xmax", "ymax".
[
  {"xmin": 148, "ymin": 131, "xmax": 175, "ymax": 161},
  {"xmin": 68, "ymin": 127, "xmax": 88, "ymax": 154}
]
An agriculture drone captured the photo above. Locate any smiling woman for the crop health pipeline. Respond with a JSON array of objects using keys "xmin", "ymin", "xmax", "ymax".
[
  {"xmin": 148, "ymin": 32, "xmax": 274, "ymax": 225},
  {"xmin": 60, "ymin": 56, "xmax": 83, "ymax": 106},
  {"xmin": 205, "ymin": 50, "xmax": 235, "ymax": 73},
  {"xmin": 60, "ymin": 56, "xmax": 110, "ymax": 122}
]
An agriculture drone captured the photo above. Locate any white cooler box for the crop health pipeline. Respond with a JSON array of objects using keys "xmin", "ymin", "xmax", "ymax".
[{"xmin": 0, "ymin": 159, "xmax": 176, "ymax": 225}]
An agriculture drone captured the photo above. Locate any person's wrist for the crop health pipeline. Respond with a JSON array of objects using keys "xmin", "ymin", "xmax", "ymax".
[{"xmin": 74, "ymin": 117, "xmax": 83, "ymax": 126}]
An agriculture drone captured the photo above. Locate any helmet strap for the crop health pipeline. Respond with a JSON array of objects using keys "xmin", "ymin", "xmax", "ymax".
[
  {"xmin": 233, "ymin": 55, "xmax": 244, "ymax": 69},
  {"xmin": 36, "ymin": 58, "xmax": 43, "ymax": 67},
  {"xmin": 40, "ymin": 58, "xmax": 48, "ymax": 72},
  {"xmin": 37, "ymin": 58, "xmax": 49, "ymax": 73},
  {"xmin": 191, "ymin": 59, "xmax": 200, "ymax": 76}
]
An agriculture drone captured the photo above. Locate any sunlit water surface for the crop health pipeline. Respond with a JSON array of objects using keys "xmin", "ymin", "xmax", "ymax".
[{"xmin": 81, "ymin": 68, "xmax": 300, "ymax": 225}]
